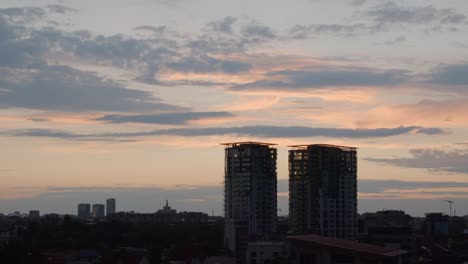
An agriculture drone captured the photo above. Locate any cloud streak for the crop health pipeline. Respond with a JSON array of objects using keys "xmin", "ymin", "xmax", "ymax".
[
  {"xmin": 366, "ymin": 2, "xmax": 467, "ymax": 26},
  {"xmin": 95, "ymin": 111, "xmax": 235, "ymax": 125},
  {"xmin": 1, "ymin": 125, "xmax": 444, "ymax": 141},
  {"xmin": 233, "ymin": 68, "xmax": 411, "ymax": 90}
]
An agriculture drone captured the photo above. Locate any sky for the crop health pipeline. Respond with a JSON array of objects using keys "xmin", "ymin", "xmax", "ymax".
[{"xmin": 1, "ymin": 0, "xmax": 468, "ymax": 217}]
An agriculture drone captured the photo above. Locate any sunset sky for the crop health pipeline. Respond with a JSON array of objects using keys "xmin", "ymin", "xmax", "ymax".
[{"xmin": 1, "ymin": 0, "xmax": 468, "ymax": 216}]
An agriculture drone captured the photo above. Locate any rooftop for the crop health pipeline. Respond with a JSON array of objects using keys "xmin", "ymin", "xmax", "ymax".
[
  {"xmin": 289, "ymin": 144, "xmax": 357, "ymax": 150},
  {"xmin": 248, "ymin": 241, "xmax": 285, "ymax": 246},
  {"xmin": 220, "ymin": 141, "xmax": 277, "ymax": 147},
  {"xmin": 288, "ymin": 235, "xmax": 406, "ymax": 257}
]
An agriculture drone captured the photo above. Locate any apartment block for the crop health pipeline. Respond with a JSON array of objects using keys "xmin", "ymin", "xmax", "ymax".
[
  {"xmin": 223, "ymin": 142, "xmax": 278, "ymax": 258},
  {"xmin": 289, "ymin": 144, "xmax": 357, "ymax": 239}
]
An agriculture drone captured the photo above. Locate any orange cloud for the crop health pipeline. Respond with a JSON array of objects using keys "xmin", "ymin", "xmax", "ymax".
[{"xmin": 356, "ymin": 98, "xmax": 468, "ymax": 128}]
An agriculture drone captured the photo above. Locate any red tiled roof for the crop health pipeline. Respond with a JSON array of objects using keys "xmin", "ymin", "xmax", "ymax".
[{"xmin": 288, "ymin": 235, "xmax": 406, "ymax": 257}]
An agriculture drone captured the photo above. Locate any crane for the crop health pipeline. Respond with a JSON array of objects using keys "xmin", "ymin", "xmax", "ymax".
[{"xmin": 444, "ymin": 200, "xmax": 454, "ymax": 217}]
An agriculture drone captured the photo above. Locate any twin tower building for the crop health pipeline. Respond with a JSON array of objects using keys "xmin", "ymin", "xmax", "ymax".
[{"xmin": 223, "ymin": 142, "xmax": 358, "ymax": 256}]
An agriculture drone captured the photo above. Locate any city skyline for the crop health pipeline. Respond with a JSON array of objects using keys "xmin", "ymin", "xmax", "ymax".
[{"xmin": 1, "ymin": 0, "xmax": 468, "ymax": 217}]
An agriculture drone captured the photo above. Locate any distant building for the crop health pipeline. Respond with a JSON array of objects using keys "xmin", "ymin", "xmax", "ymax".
[
  {"xmin": 448, "ymin": 216, "xmax": 466, "ymax": 237},
  {"xmin": 157, "ymin": 200, "xmax": 176, "ymax": 214},
  {"xmin": 108, "ymin": 211, "xmax": 208, "ymax": 223},
  {"xmin": 424, "ymin": 213, "xmax": 449, "ymax": 238},
  {"xmin": 360, "ymin": 210, "xmax": 411, "ymax": 233},
  {"xmin": 77, "ymin": 203, "xmax": 91, "ymax": 219},
  {"xmin": 43, "ymin": 213, "xmax": 62, "ymax": 225},
  {"xmin": 28, "ymin": 210, "xmax": 40, "ymax": 220},
  {"xmin": 92, "ymin": 204, "xmax": 105, "ymax": 219},
  {"xmin": 106, "ymin": 198, "xmax": 116, "ymax": 215},
  {"xmin": 222, "ymin": 142, "xmax": 278, "ymax": 258},
  {"xmin": 289, "ymin": 144, "xmax": 357, "ymax": 239}
]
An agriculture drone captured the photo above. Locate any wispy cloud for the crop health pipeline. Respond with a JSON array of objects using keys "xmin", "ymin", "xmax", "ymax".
[
  {"xmin": 366, "ymin": 2, "xmax": 467, "ymax": 26},
  {"xmin": 233, "ymin": 67, "xmax": 411, "ymax": 90},
  {"xmin": 95, "ymin": 112, "xmax": 235, "ymax": 125},
  {"xmin": 1, "ymin": 125, "xmax": 444, "ymax": 141}
]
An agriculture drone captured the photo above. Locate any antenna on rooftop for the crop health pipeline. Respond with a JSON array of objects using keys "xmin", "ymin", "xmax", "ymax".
[{"xmin": 444, "ymin": 200, "xmax": 454, "ymax": 217}]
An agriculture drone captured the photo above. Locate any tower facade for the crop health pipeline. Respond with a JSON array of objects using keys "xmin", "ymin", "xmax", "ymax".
[
  {"xmin": 106, "ymin": 198, "xmax": 116, "ymax": 215},
  {"xmin": 92, "ymin": 204, "xmax": 105, "ymax": 219},
  {"xmin": 223, "ymin": 142, "xmax": 277, "ymax": 257},
  {"xmin": 77, "ymin": 203, "xmax": 91, "ymax": 219},
  {"xmin": 289, "ymin": 144, "xmax": 357, "ymax": 239}
]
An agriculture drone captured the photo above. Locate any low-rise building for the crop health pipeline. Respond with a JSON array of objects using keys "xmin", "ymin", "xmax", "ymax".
[
  {"xmin": 360, "ymin": 210, "xmax": 411, "ymax": 233},
  {"xmin": 28, "ymin": 210, "xmax": 40, "ymax": 220},
  {"xmin": 288, "ymin": 235, "xmax": 407, "ymax": 264},
  {"xmin": 424, "ymin": 213, "xmax": 449, "ymax": 238},
  {"xmin": 246, "ymin": 241, "xmax": 287, "ymax": 264}
]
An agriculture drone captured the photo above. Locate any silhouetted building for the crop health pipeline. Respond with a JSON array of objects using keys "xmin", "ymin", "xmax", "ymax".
[
  {"xmin": 108, "ymin": 211, "xmax": 208, "ymax": 223},
  {"xmin": 157, "ymin": 200, "xmax": 177, "ymax": 214},
  {"xmin": 28, "ymin": 210, "xmax": 40, "ymax": 220},
  {"xmin": 289, "ymin": 144, "xmax": 357, "ymax": 239},
  {"xmin": 77, "ymin": 203, "xmax": 91, "ymax": 219},
  {"xmin": 222, "ymin": 142, "xmax": 278, "ymax": 258},
  {"xmin": 424, "ymin": 213, "xmax": 449, "ymax": 238},
  {"xmin": 92, "ymin": 204, "xmax": 105, "ymax": 219},
  {"xmin": 106, "ymin": 198, "xmax": 116, "ymax": 215},
  {"xmin": 43, "ymin": 213, "xmax": 61, "ymax": 225},
  {"xmin": 360, "ymin": 210, "xmax": 411, "ymax": 233},
  {"xmin": 448, "ymin": 216, "xmax": 467, "ymax": 237}
]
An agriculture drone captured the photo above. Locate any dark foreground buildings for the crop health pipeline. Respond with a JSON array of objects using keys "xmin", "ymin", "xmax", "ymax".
[
  {"xmin": 222, "ymin": 142, "xmax": 278, "ymax": 258},
  {"xmin": 289, "ymin": 144, "xmax": 358, "ymax": 239},
  {"xmin": 288, "ymin": 235, "xmax": 407, "ymax": 264}
]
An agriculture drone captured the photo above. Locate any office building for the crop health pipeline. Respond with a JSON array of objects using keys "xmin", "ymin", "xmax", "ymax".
[
  {"xmin": 289, "ymin": 144, "xmax": 357, "ymax": 239},
  {"xmin": 92, "ymin": 204, "xmax": 105, "ymax": 219},
  {"xmin": 106, "ymin": 198, "xmax": 116, "ymax": 215},
  {"xmin": 77, "ymin": 203, "xmax": 91, "ymax": 219},
  {"xmin": 222, "ymin": 142, "xmax": 278, "ymax": 257}
]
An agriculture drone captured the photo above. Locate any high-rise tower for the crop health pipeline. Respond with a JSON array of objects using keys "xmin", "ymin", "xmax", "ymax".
[
  {"xmin": 77, "ymin": 203, "xmax": 91, "ymax": 219},
  {"xmin": 289, "ymin": 144, "xmax": 357, "ymax": 239},
  {"xmin": 92, "ymin": 204, "xmax": 105, "ymax": 219},
  {"xmin": 222, "ymin": 142, "xmax": 278, "ymax": 257},
  {"xmin": 106, "ymin": 198, "xmax": 116, "ymax": 215}
]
